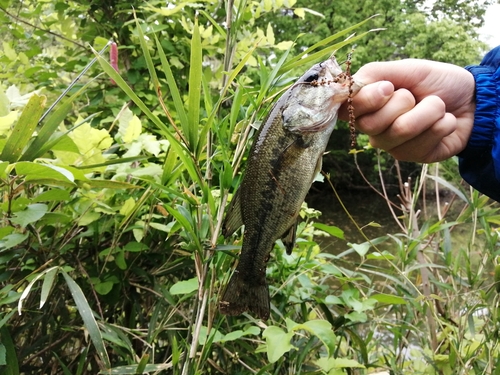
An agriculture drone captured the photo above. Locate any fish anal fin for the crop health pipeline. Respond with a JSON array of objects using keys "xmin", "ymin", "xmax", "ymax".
[
  {"xmin": 281, "ymin": 223, "xmax": 298, "ymax": 255},
  {"xmin": 222, "ymin": 188, "xmax": 243, "ymax": 237}
]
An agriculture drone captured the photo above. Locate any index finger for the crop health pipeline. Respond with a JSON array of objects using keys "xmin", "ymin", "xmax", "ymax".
[{"xmin": 338, "ymin": 80, "xmax": 394, "ymax": 121}]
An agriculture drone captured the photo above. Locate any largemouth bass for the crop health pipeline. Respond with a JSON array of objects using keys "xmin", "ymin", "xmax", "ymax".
[{"xmin": 220, "ymin": 56, "xmax": 363, "ymax": 320}]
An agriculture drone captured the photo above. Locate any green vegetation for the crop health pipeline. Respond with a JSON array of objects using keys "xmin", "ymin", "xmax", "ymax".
[{"xmin": 0, "ymin": 0, "xmax": 499, "ymax": 374}]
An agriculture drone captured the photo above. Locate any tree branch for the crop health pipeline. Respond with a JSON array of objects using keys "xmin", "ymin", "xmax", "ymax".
[{"xmin": 0, "ymin": 5, "xmax": 86, "ymax": 49}]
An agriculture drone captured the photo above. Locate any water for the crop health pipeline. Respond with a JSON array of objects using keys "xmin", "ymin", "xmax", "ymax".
[{"xmin": 306, "ymin": 190, "xmax": 400, "ymax": 253}]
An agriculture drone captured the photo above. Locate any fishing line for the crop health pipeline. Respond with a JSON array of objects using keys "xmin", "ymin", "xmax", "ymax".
[{"xmin": 38, "ymin": 40, "xmax": 114, "ymax": 125}]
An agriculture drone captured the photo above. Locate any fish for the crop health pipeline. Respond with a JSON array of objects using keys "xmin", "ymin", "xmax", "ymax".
[{"xmin": 219, "ymin": 56, "xmax": 363, "ymax": 320}]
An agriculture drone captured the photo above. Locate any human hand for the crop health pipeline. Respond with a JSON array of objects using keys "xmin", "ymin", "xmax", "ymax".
[{"xmin": 339, "ymin": 59, "xmax": 476, "ymax": 163}]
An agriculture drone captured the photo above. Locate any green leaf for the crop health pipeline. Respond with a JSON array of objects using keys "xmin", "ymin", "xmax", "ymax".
[
  {"xmin": 293, "ymin": 320, "xmax": 337, "ymax": 357},
  {"xmin": 154, "ymin": 35, "xmax": 189, "ymax": 141},
  {"xmin": 40, "ymin": 267, "xmax": 59, "ymax": 309},
  {"xmin": 279, "ymin": 16, "xmax": 378, "ymax": 73},
  {"xmin": 94, "ymin": 46, "xmax": 203, "ymax": 189},
  {"xmin": 18, "ymin": 269, "xmax": 51, "ymax": 314},
  {"xmin": 0, "ymin": 111, "xmax": 18, "ymax": 136},
  {"xmin": 82, "ymin": 180, "xmax": 140, "ymax": 190},
  {"xmin": 349, "ymin": 242, "xmax": 370, "ymax": 257},
  {"xmin": 313, "ymin": 223, "xmax": 345, "ymax": 239},
  {"xmin": 371, "ymin": 293, "xmax": 407, "ymax": 305},
  {"xmin": 426, "ymin": 174, "xmax": 468, "ymax": 202},
  {"xmin": 0, "ymin": 93, "xmax": 46, "ymax": 162},
  {"xmin": 293, "ymin": 8, "xmax": 306, "ymax": 18},
  {"xmin": 119, "ymin": 197, "xmax": 136, "ymax": 216},
  {"xmin": 10, "ymin": 203, "xmax": 48, "ymax": 227},
  {"xmin": 221, "ymin": 326, "xmax": 260, "ymax": 342},
  {"xmin": 164, "ymin": 204, "xmax": 202, "ymax": 251},
  {"xmin": 15, "ymin": 162, "xmax": 75, "ymax": 185},
  {"xmin": 118, "ymin": 110, "xmax": 142, "ymax": 143},
  {"xmin": 0, "ymin": 233, "xmax": 28, "ymax": 251},
  {"xmin": 262, "ymin": 326, "xmax": 296, "ymax": 363},
  {"xmin": 0, "ymin": 87, "xmax": 9, "ymax": 116},
  {"xmin": 94, "ymin": 281, "xmax": 114, "ymax": 295},
  {"xmin": 115, "ymin": 250, "xmax": 127, "ymax": 270},
  {"xmin": 186, "ymin": 18, "xmax": 202, "ymax": 150},
  {"xmin": 32, "ymin": 189, "xmax": 71, "ymax": 203},
  {"xmin": 170, "ymin": 277, "xmax": 198, "ymax": 295},
  {"xmin": 0, "ymin": 326, "xmax": 19, "ymax": 375},
  {"xmin": 197, "ymin": 326, "xmax": 224, "ymax": 345},
  {"xmin": 0, "ymin": 161, "xmax": 9, "ymax": 178},
  {"xmin": 123, "ymin": 242, "xmax": 148, "ymax": 252},
  {"xmin": 324, "ymin": 295, "xmax": 343, "ymax": 305},
  {"xmin": 366, "ymin": 251, "xmax": 395, "ymax": 260},
  {"xmin": 100, "ymin": 363, "xmax": 172, "ymax": 374},
  {"xmin": 21, "ymin": 82, "xmax": 94, "ymax": 161},
  {"xmin": 62, "ymin": 270, "xmax": 110, "ymax": 368},
  {"xmin": 0, "ymin": 309, "xmax": 16, "ymax": 331}
]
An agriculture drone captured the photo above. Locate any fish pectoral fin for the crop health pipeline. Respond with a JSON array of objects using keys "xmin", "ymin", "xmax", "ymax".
[
  {"xmin": 281, "ymin": 223, "xmax": 298, "ymax": 255},
  {"xmin": 314, "ymin": 154, "xmax": 323, "ymax": 178},
  {"xmin": 222, "ymin": 188, "xmax": 244, "ymax": 237},
  {"xmin": 275, "ymin": 136, "xmax": 310, "ymax": 171}
]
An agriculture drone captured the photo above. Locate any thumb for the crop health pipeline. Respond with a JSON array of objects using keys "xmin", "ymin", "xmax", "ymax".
[{"xmin": 353, "ymin": 60, "xmax": 431, "ymax": 90}]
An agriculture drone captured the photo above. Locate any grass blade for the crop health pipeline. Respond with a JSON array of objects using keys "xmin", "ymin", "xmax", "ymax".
[{"xmin": 62, "ymin": 270, "xmax": 110, "ymax": 369}]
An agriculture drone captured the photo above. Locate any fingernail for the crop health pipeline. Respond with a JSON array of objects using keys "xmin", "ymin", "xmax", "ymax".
[{"xmin": 378, "ymin": 81, "xmax": 394, "ymax": 97}]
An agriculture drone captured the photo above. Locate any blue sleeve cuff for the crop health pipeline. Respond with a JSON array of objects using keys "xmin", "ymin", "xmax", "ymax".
[{"xmin": 458, "ymin": 45, "xmax": 500, "ymax": 202}]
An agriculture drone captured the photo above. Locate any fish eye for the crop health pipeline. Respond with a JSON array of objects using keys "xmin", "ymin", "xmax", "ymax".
[{"xmin": 304, "ymin": 73, "xmax": 319, "ymax": 83}]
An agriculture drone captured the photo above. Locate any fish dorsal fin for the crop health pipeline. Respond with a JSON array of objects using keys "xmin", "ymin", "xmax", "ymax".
[
  {"xmin": 281, "ymin": 222, "xmax": 298, "ymax": 255},
  {"xmin": 222, "ymin": 188, "xmax": 244, "ymax": 237}
]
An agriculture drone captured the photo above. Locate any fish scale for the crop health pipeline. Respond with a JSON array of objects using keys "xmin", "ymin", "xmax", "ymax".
[{"xmin": 220, "ymin": 56, "xmax": 363, "ymax": 320}]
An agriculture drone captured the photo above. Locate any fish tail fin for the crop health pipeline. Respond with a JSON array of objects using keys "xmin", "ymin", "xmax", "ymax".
[{"xmin": 219, "ymin": 271, "xmax": 270, "ymax": 320}]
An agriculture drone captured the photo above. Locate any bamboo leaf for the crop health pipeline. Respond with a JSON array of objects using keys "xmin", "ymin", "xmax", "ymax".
[
  {"xmin": 426, "ymin": 174, "xmax": 468, "ymax": 202},
  {"xmin": 134, "ymin": 15, "xmax": 161, "ymax": 90},
  {"xmin": 154, "ymin": 35, "xmax": 189, "ymax": 140},
  {"xmin": 18, "ymin": 270, "xmax": 48, "ymax": 315},
  {"xmin": 0, "ymin": 93, "xmax": 46, "ymax": 162},
  {"xmin": 100, "ymin": 363, "xmax": 173, "ymax": 374},
  {"xmin": 93, "ymin": 50, "xmax": 203, "ymax": 188},
  {"xmin": 81, "ymin": 180, "xmax": 141, "ymax": 190},
  {"xmin": 280, "ymin": 15, "xmax": 379, "ymax": 72},
  {"xmin": 40, "ymin": 267, "xmax": 59, "ymax": 309},
  {"xmin": 62, "ymin": 270, "xmax": 110, "ymax": 368},
  {"xmin": 164, "ymin": 205, "xmax": 202, "ymax": 251},
  {"xmin": 21, "ymin": 83, "xmax": 93, "ymax": 161},
  {"xmin": 0, "ymin": 326, "xmax": 19, "ymax": 375},
  {"xmin": 187, "ymin": 18, "xmax": 202, "ymax": 150},
  {"xmin": 197, "ymin": 42, "xmax": 258, "ymax": 156},
  {"xmin": 70, "ymin": 156, "xmax": 149, "ymax": 169},
  {"xmin": 280, "ymin": 30, "xmax": 377, "ymax": 73}
]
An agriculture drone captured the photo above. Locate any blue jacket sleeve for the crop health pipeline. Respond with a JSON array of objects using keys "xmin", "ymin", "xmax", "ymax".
[{"xmin": 459, "ymin": 45, "xmax": 500, "ymax": 202}]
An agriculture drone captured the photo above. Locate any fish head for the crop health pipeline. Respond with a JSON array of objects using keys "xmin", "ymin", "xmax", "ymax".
[{"xmin": 282, "ymin": 56, "xmax": 362, "ymax": 133}]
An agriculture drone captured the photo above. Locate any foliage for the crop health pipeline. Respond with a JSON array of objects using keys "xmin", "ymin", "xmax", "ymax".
[{"xmin": 0, "ymin": 1, "xmax": 499, "ymax": 375}]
